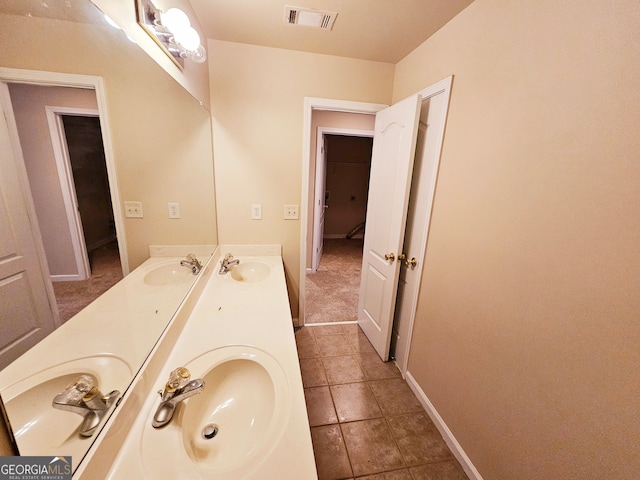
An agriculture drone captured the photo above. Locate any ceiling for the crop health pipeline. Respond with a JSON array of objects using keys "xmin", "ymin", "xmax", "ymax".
[{"xmin": 189, "ymin": 0, "xmax": 474, "ymax": 63}]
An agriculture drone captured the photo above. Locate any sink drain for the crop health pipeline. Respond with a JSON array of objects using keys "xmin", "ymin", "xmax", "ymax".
[{"xmin": 202, "ymin": 424, "xmax": 219, "ymax": 440}]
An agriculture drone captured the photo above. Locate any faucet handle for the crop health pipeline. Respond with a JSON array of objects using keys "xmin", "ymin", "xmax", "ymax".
[{"xmin": 165, "ymin": 367, "xmax": 191, "ymax": 393}]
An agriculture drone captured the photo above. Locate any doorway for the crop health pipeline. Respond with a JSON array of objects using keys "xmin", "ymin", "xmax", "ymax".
[
  {"xmin": 0, "ymin": 68, "xmax": 127, "ymax": 329},
  {"xmin": 306, "ymin": 129, "xmax": 373, "ymax": 324},
  {"xmin": 300, "ymin": 78, "xmax": 453, "ymax": 371},
  {"xmin": 58, "ymin": 114, "xmax": 117, "ymax": 256}
]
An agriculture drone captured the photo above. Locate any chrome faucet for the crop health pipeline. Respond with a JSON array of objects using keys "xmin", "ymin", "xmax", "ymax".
[
  {"xmin": 52, "ymin": 375, "xmax": 120, "ymax": 437},
  {"xmin": 180, "ymin": 253, "xmax": 203, "ymax": 275},
  {"xmin": 152, "ymin": 367, "xmax": 204, "ymax": 428},
  {"xmin": 218, "ymin": 253, "xmax": 240, "ymax": 275}
]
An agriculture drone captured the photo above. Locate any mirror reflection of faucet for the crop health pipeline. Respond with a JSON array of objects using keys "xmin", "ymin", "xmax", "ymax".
[
  {"xmin": 51, "ymin": 375, "xmax": 120, "ymax": 437},
  {"xmin": 218, "ymin": 253, "xmax": 240, "ymax": 275},
  {"xmin": 152, "ymin": 367, "xmax": 204, "ymax": 428},
  {"xmin": 180, "ymin": 253, "xmax": 203, "ymax": 275}
]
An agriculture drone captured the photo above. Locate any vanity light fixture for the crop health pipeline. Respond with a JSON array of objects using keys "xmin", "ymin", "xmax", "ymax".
[{"xmin": 136, "ymin": 0, "xmax": 207, "ymax": 68}]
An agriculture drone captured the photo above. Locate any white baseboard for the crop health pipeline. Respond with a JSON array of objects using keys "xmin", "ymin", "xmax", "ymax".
[
  {"xmin": 51, "ymin": 274, "xmax": 84, "ymax": 282},
  {"xmin": 304, "ymin": 320, "xmax": 357, "ymax": 326},
  {"xmin": 405, "ymin": 370, "xmax": 483, "ymax": 480}
]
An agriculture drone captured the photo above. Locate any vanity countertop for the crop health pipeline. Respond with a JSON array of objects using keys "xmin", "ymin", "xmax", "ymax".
[
  {"xmin": 0, "ymin": 250, "xmax": 211, "ymax": 464},
  {"xmin": 79, "ymin": 245, "xmax": 317, "ymax": 479},
  {"xmin": 0, "ymin": 253, "xmax": 211, "ymax": 394}
]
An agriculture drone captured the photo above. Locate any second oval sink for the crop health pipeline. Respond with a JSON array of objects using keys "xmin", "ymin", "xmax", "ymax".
[
  {"xmin": 229, "ymin": 262, "xmax": 270, "ymax": 282},
  {"xmin": 144, "ymin": 264, "xmax": 195, "ymax": 286}
]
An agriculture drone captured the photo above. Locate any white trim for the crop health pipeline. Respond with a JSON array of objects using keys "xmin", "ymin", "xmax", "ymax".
[
  {"xmin": 304, "ymin": 320, "xmax": 358, "ymax": 327},
  {"xmin": 319, "ymin": 127, "xmax": 374, "ymax": 137},
  {"xmin": 45, "ymin": 106, "xmax": 97, "ymax": 281},
  {"xmin": 395, "ymin": 76, "xmax": 453, "ymax": 375},
  {"xmin": 300, "ymin": 97, "xmax": 387, "ymax": 326},
  {"xmin": 51, "ymin": 274, "xmax": 84, "ymax": 282},
  {"xmin": 405, "ymin": 370, "xmax": 483, "ymax": 480},
  {"xmin": 0, "ymin": 67, "xmax": 129, "ymax": 275}
]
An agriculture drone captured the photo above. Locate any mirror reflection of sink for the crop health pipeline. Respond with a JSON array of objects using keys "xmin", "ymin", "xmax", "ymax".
[
  {"xmin": 144, "ymin": 263, "xmax": 195, "ymax": 286},
  {"xmin": 2, "ymin": 355, "xmax": 132, "ymax": 458},
  {"xmin": 142, "ymin": 346, "xmax": 290, "ymax": 479},
  {"xmin": 230, "ymin": 262, "xmax": 270, "ymax": 283}
]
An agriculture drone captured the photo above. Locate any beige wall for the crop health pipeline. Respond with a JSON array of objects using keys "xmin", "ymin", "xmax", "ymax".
[
  {"xmin": 0, "ymin": 14, "xmax": 217, "ymax": 270},
  {"xmin": 393, "ymin": 0, "xmax": 640, "ymax": 478},
  {"xmin": 209, "ymin": 40, "xmax": 394, "ymax": 315},
  {"xmin": 9, "ymin": 85, "xmax": 98, "ymax": 276}
]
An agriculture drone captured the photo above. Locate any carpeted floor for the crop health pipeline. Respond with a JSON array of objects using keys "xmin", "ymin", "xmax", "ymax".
[
  {"xmin": 305, "ymin": 238, "xmax": 363, "ymax": 324},
  {"xmin": 52, "ymin": 241, "xmax": 123, "ymax": 323}
]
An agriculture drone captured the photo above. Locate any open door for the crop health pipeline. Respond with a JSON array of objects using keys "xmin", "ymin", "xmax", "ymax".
[
  {"xmin": 0, "ymin": 84, "xmax": 58, "ymax": 369},
  {"xmin": 311, "ymin": 132, "xmax": 328, "ymax": 272},
  {"xmin": 357, "ymin": 93, "xmax": 421, "ymax": 361}
]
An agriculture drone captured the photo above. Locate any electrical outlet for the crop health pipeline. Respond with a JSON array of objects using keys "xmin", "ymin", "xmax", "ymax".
[
  {"xmin": 124, "ymin": 201, "xmax": 143, "ymax": 218},
  {"xmin": 251, "ymin": 204, "xmax": 262, "ymax": 220},
  {"xmin": 168, "ymin": 202, "xmax": 181, "ymax": 219},
  {"xmin": 284, "ymin": 204, "xmax": 299, "ymax": 220}
]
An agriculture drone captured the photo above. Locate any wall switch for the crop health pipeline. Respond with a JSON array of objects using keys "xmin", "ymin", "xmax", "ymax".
[
  {"xmin": 124, "ymin": 201, "xmax": 143, "ymax": 218},
  {"xmin": 284, "ymin": 204, "xmax": 299, "ymax": 220},
  {"xmin": 251, "ymin": 204, "xmax": 262, "ymax": 220},
  {"xmin": 168, "ymin": 202, "xmax": 181, "ymax": 219}
]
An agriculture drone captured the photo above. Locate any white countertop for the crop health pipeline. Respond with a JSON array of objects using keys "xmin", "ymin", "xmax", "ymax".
[
  {"xmin": 80, "ymin": 246, "xmax": 317, "ymax": 479},
  {"xmin": 0, "ymin": 252, "xmax": 210, "ymax": 462}
]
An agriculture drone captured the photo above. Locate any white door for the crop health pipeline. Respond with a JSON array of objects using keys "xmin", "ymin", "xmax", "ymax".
[
  {"xmin": 391, "ymin": 78, "xmax": 453, "ymax": 373},
  {"xmin": 311, "ymin": 133, "xmax": 328, "ymax": 272},
  {"xmin": 357, "ymin": 93, "xmax": 421, "ymax": 361},
  {"xmin": 0, "ymin": 85, "xmax": 58, "ymax": 369}
]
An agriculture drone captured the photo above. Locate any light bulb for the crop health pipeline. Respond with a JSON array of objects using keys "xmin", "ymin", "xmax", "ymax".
[
  {"xmin": 190, "ymin": 45, "xmax": 207, "ymax": 63},
  {"xmin": 161, "ymin": 8, "xmax": 190, "ymax": 33},
  {"xmin": 174, "ymin": 26, "xmax": 200, "ymax": 51}
]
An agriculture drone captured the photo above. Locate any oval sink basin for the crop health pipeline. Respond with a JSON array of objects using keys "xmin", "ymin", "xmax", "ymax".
[
  {"xmin": 3, "ymin": 355, "xmax": 132, "ymax": 459},
  {"xmin": 230, "ymin": 262, "xmax": 270, "ymax": 283},
  {"xmin": 142, "ymin": 346, "xmax": 290, "ymax": 479},
  {"xmin": 144, "ymin": 263, "xmax": 195, "ymax": 286}
]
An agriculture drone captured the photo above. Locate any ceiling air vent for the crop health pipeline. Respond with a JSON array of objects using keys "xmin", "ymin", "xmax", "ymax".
[{"xmin": 284, "ymin": 5, "xmax": 337, "ymax": 30}]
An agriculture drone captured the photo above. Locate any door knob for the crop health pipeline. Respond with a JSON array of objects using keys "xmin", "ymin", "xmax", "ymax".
[
  {"xmin": 404, "ymin": 257, "xmax": 417, "ymax": 269},
  {"xmin": 397, "ymin": 253, "xmax": 406, "ymax": 261},
  {"xmin": 384, "ymin": 252, "xmax": 395, "ymax": 262}
]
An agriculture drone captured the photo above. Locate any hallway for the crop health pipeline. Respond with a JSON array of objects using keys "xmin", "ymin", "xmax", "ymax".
[{"xmin": 305, "ymin": 238, "xmax": 363, "ymax": 324}]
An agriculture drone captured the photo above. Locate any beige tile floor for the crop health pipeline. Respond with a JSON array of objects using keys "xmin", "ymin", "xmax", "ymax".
[{"xmin": 295, "ymin": 323, "xmax": 469, "ymax": 480}]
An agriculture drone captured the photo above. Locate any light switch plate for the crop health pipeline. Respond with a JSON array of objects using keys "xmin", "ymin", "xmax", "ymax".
[
  {"xmin": 284, "ymin": 204, "xmax": 299, "ymax": 220},
  {"xmin": 252, "ymin": 204, "xmax": 262, "ymax": 220},
  {"xmin": 168, "ymin": 202, "xmax": 181, "ymax": 219},
  {"xmin": 124, "ymin": 201, "xmax": 143, "ymax": 218}
]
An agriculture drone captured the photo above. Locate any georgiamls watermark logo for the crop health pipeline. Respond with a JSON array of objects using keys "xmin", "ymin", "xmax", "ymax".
[{"xmin": 0, "ymin": 456, "xmax": 72, "ymax": 480}]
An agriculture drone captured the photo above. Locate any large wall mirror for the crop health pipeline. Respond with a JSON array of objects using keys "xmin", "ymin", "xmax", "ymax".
[{"xmin": 0, "ymin": 0, "xmax": 217, "ymax": 470}]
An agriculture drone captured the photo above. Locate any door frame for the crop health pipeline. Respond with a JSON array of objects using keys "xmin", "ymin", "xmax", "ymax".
[
  {"xmin": 45, "ymin": 106, "xmax": 99, "ymax": 281},
  {"xmin": 0, "ymin": 67, "xmax": 129, "ymax": 276},
  {"xmin": 300, "ymin": 98, "xmax": 387, "ymax": 326},
  {"xmin": 310, "ymin": 126, "xmax": 374, "ymax": 273}
]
